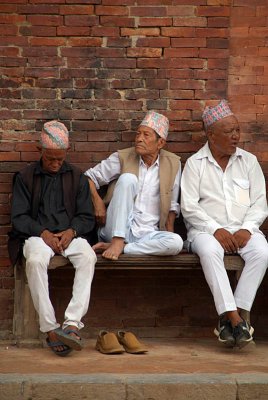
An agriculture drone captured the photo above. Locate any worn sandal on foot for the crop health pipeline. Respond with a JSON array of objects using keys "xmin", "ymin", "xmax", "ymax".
[
  {"xmin": 54, "ymin": 327, "xmax": 83, "ymax": 351},
  {"xmin": 46, "ymin": 337, "xmax": 72, "ymax": 357}
]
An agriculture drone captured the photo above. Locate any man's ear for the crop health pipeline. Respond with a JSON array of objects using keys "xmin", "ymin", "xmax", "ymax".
[{"xmin": 158, "ymin": 138, "xmax": 166, "ymax": 149}]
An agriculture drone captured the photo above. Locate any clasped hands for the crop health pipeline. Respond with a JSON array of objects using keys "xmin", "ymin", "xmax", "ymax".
[
  {"xmin": 41, "ymin": 228, "xmax": 75, "ymax": 254},
  {"xmin": 214, "ymin": 228, "xmax": 251, "ymax": 253}
]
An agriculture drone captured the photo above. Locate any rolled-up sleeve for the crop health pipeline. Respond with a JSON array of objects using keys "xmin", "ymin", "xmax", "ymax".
[{"xmin": 84, "ymin": 152, "xmax": 121, "ymax": 189}]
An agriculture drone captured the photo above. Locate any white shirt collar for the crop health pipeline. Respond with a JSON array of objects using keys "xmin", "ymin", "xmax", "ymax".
[
  {"xmin": 195, "ymin": 141, "xmax": 244, "ymax": 162},
  {"xmin": 140, "ymin": 155, "xmax": 160, "ymax": 167}
]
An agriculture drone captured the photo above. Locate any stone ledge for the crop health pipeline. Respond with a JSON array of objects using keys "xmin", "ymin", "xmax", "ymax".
[{"xmin": 1, "ymin": 373, "xmax": 268, "ymax": 400}]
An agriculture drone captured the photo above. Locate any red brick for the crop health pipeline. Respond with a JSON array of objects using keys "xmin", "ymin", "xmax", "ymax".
[
  {"xmin": 101, "ymin": 16, "xmax": 135, "ymax": 27},
  {"xmin": 196, "ymin": 27, "xmax": 229, "ymax": 37},
  {"xmin": 96, "ymin": 5, "xmax": 129, "ymax": 15},
  {"xmin": 234, "ymin": 0, "xmax": 267, "ymax": 5},
  {"xmin": 256, "ymin": 6, "xmax": 268, "ymax": 17},
  {"xmin": 164, "ymin": 48, "xmax": 199, "ymax": 58},
  {"xmin": 27, "ymin": 15, "xmax": 63, "ymax": 26},
  {"xmin": 57, "ymin": 26, "xmax": 90, "ymax": 36},
  {"xmin": 200, "ymin": 48, "xmax": 229, "ymax": 58},
  {"xmin": 0, "ymin": 14, "xmax": 25, "ymax": 24},
  {"xmin": 30, "ymin": 37, "xmax": 66, "ymax": 46},
  {"xmin": 161, "ymin": 89, "xmax": 194, "ymax": 99},
  {"xmin": 127, "ymin": 48, "xmax": 162, "ymax": 58},
  {"xmin": 208, "ymin": 17, "xmax": 229, "ymax": 27},
  {"xmin": 208, "ymin": 58, "xmax": 228, "ymax": 69},
  {"xmin": 161, "ymin": 27, "xmax": 195, "ymax": 37},
  {"xmin": 18, "ymin": 4, "xmax": 59, "ymax": 13},
  {"xmin": 130, "ymin": 6, "xmax": 166, "ymax": 16},
  {"xmin": 137, "ymin": 37, "xmax": 170, "ymax": 47},
  {"xmin": 138, "ymin": 58, "xmax": 205, "ymax": 69},
  {"xmin": 65, "ymin": 15, "xmax": 98, "ymax": 26},
  {"xmin": 0, "ymin": 25, "xmax": 17, "ymax": 35},
  {"xmin": 103, "ymin": 58, "xmax": 136, "ymax": 68},
  {"xmin": 91, "ymin": 26, "xmax": 119, "ymax": 36},
  {"xmin": 173, "ymin": 17, "xmax": 207, "ymax": 26},
  {"xmin": 138, "ymin": 17, "xmax": 172, "ymax": 27},
  {"xmin": 229, "ymin": 85, "xmax": 262, "ymax": 95},
  {"xmin": 170, "ymin": 100, "xmax": 203, "ymax": 111},
  {"xmin": 195, "ymin": 69, "xmax": 227, "ymax": 79},
  {"xmin": 59, "ymin": 5, "xmax": 94, "ymax": 14},
  {"xmin": 0, "ymin": 48, "xmax": 19, "ymax": 58},
  {"xmin": 197, "ymin": 6, "xmax": 230, "ymax": 17},
  {"xmin": 171, "ymin": 38, "xmax": 206, "ymax": 47},
  {"xmin": 121, "ymin": 27, "xmax": 160, "ymax": 36},
  {"xmin": 207, "ymin": 0, "xmax": 231, "ymax": 4},
  {"xmin": 207, "ymin": 38, "xmax": 229, "ymax": 48},
  {"xmin": 20, "ymin": 26, "xmax": 56, "ymax": 36},
  {"xmin": 170, "ymin": 79, "xmax": 204, "ymax": 90},
  {"xmin": 167, "ymin": 5, "xmax": 195, "ymax": 15},
  {"xmin": 107, "ymin": 37, "xmax": 131, "ymax": 47}
]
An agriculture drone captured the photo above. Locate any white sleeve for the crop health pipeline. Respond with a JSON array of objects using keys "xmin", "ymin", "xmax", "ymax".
[
  {"xmin": 241, "ymin": 157, "xmax": 268, "ymax": 233},
  {"xmin": 169, "ymin": 162, "xmax": 181, "ymax": 215},
  {"xmin": 84, "ymin": 152, "xmax": 121, "ymax": 190},
  {"xmin": 181, "ymin": 158, "xmax": 222, "ymax": 235}
]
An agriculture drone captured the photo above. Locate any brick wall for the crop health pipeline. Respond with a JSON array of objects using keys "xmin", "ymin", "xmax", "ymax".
[{"xmin": 0, "ymin": 0, "xmax": 267, "ymax": 338}]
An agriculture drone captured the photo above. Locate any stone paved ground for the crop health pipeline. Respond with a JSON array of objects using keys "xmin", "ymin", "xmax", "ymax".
[{"xmin": 1, "ymin": 338, "xmax": 268, "ymax": 399}]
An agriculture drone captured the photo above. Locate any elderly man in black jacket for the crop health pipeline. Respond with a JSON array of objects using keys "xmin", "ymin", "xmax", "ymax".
[{"xmin": 10, "ymin": 120, "xmax": 96, "ymax": 357}]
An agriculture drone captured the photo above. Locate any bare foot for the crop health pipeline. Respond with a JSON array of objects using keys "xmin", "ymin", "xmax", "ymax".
[
  {"xmin": 47, "ymin": 330, "xmax": 67, "ymax": 353},
  {"xmin": 92, "ymin": 242, "xmax": 110, "ymax": 253},
  {"xmin": 102, "ymin": 237, "xmax": 125, "ymax": 260}
]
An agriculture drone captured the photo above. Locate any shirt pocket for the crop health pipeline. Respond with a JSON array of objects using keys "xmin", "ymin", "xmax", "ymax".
[{"xmin": 233, "ymin": 178, "xmax": 250, "ymax": 207}]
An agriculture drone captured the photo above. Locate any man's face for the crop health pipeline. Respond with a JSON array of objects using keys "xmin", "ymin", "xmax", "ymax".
[
  {"xmin": 39, "ymin": 148, "xmax": 67, "ymax": 174},
  {"xmin": 135, "ymin": 125, "xmax": 165, "ymax": 157},
  {"xmin": 208, "ymin": 115, "xmax": 240, "ymax": 156}
]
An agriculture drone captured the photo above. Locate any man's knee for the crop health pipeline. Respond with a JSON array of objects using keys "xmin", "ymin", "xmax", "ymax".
[
  {"xmin": 116, "ymin": 173, "xmax": 138, "ymax": 190},
  {"xmin": 193, "ymin": 236, "xmax": 224, "ymax": 259},
  {"xmin": 164, "ymin": 233, "xmax": 183, "ymax": 255}
]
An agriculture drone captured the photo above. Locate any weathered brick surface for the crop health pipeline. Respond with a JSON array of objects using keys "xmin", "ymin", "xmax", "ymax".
[{"xmin": 0, "ymin": 1, "xmax": 267, "ymax": 338}]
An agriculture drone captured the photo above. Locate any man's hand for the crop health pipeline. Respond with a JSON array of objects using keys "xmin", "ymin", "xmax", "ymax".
[
  {"xmin": 165, "ymin": 211, "xmax": 176, "ymax": 232},
  {"xmin": 93, "ymin": 197, "xmax": 107, "ymax": 226},
  {"xmin": 41, "ymin": 229, "xmax": 61, "ymax": 254},
  {"xmin": 233, "ymin": 229, "xmax": 251, "ymax": 249},
  {"xmin": 214, "ymin": 228, "xmax": 239, "ymax": 253},
  {"xmin": 88, "ymin": 179, "xmax": 107, "ymax": 226},
  {"xmin": 54, "ymin": 229, "xmax": 75, "ymax": 252}
]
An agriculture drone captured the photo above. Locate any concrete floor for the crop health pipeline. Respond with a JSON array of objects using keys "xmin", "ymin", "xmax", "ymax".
[
  {"xmin": 2, "ymin": 338, "xmax": 268, "ymax": 400},
  {"xmin": 1, "ymin": 337, "xmax": 268, "ymax": 375}
]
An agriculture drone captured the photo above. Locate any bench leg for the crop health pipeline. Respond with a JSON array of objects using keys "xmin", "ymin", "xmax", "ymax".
[{"xmin": 13, "ymin": 262, "xmax": 41, "ymax": 345}]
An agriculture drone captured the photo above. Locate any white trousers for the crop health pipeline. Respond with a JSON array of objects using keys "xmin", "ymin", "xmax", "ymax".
[
  {"xmin": 23, "ymin": 237, "xmax": 96, "ymax": 333},
  {"xmin": 99, "ymin": 173, "xmax": 183, "ymax": 256},
  {"xmin": 191, "ymin": 232, "xmax": 268, "ymax": 315}
]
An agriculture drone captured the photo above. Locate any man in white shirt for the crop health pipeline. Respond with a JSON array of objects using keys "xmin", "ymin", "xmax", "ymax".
[
  {"xmin": 181, "ymin": 100, "xmax": 268, "ymax": 349},
  {"xmin": 85, "ymin": 110, "xmax": 183, "ymax": 260}
]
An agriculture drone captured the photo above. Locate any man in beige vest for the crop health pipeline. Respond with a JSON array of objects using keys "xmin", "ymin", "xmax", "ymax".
[{"xmin": 85, "ymin": 111, "xmax": 183, "ymax": 260}]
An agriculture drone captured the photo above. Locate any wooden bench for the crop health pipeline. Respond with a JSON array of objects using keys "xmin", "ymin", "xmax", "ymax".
[{"xmin": 13, "ymin": 252, "xmax": 248, "ymax": 345}]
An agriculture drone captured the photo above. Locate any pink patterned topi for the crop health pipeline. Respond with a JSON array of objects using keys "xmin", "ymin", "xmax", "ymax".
[
  {"xmin": 41, "ymin": 120, "xmax": 69, "ymax": 149},
  {"xmin": 140, "ymin": 110, "xmax": 169, "ymax": 139},
  {"xmin": 202, "ymin": 100, "xmax": 234, "ymax": 130}
]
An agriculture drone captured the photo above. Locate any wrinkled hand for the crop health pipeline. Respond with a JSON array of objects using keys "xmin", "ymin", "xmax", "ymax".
[
  {"xmin": 93, "ymin": 197, "xmax": 107, "ymax": 226},
  {"xmin": 54, "ymin": 229, "xmax": 74, "ymax": 252},
  {"xmin": 214, "ymin": 228, "xmax": 239, "ymax": 253},
  {"xmin": 41, "ymin": 230, "xmax": 61, "ymax": 254},
  {"xmin": 165, "ymin": 211, "xmax": 176, "ymax": 233},
  {"xmin": 233, "ymin": 229, "xmax": 251, "ymax": 249}
]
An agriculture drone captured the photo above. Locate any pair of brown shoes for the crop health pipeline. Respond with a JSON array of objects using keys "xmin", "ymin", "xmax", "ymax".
[{"xmin": 95, "ymin": 330, "xmax": 148, "ymax": 354}]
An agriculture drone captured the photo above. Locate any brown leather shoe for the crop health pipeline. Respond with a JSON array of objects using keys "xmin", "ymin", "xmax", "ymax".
[
  {"xmin": 95, "ymin": 330, "xmax": 125, "ymax": 354},
  {"xmin": 117, "ymin": 331, "xmax": 148, "ymax": 354}
]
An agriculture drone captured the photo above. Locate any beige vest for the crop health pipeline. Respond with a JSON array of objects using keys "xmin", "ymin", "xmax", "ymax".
[{"xmin": 104, "ymin": 147, "xmax": 181, "ymax": 230}]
